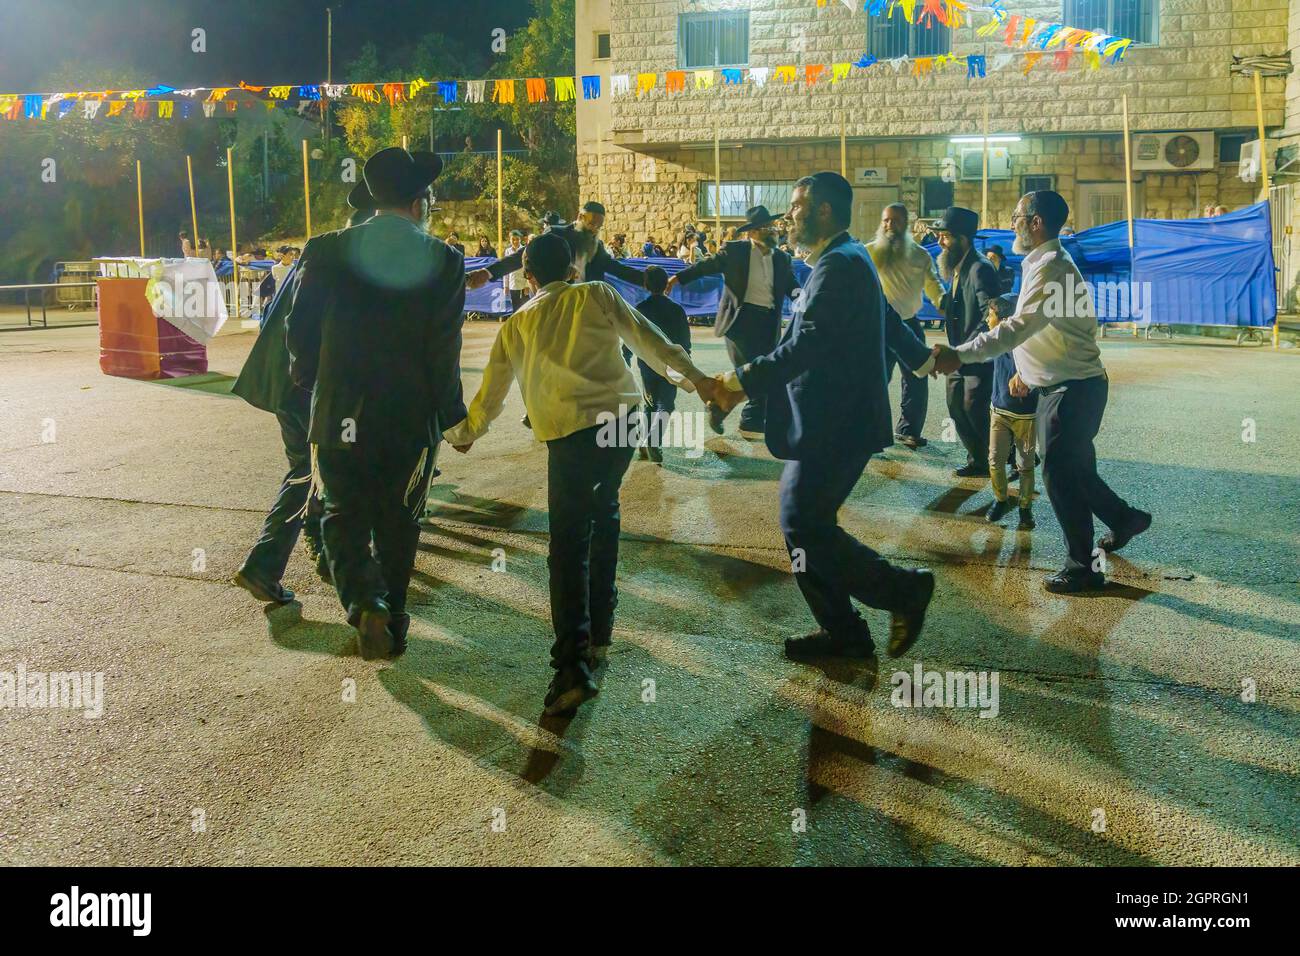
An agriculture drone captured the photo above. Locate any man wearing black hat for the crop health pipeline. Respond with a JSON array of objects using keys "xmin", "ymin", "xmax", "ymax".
[
  {"xmin": 666, "ymin": 204, "xmax": 799, "ymax": 436},
  {"xmin": 465, "ymin": 201, "xmax": 646, "ymax": 292},
  {"xmin": 228, "ymin": 180, "xmax": 379, "ymax": 605},
  {"xmin": 285, "ymin": 147, "xmax": 467, "ymax": 659},
  {"xmin": 934, "ymin": 206, "xmax": 1002, "ymax": 479}
]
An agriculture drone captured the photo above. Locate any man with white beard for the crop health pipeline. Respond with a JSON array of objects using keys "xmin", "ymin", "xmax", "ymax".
[
  {"xmin": 867, "ymin": 203, "xmax": 946, "ymax": 448},
  {"xmin": 931, "ymin": 191, "xmax": 1152, "ymax": 594}
]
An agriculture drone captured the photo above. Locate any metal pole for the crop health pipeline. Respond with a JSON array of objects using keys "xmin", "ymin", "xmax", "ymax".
[
  {"xmin": 981, "ymin": 104, "xmax": 989, "ymax": 226},
  {"xmin": 1253, "ymin": 71, "xmax": 1277, "ymax": 349},
  {"xmin": 136, "ymin": 160, "xmax": 145, "ymax": 257},
  {"xmin": 714, "ymin": 125, "xmax": 721, "ymax": 239},
  {"xmin": 1122, "ymin": 94, "xmax": 1138, "ymax": 336},
  {"xmin": 496, "ymin": 128, "xmax": 504, "ymax": 253},
  {"xmin": 227, "ymin": 147, "xmax": 240, "ymax": 322},
  {"xmin": 840, "ymin": 113, "xmax": 846, "ymax": 179},
  {"xmin": 302, "ymin": 139, "xmax": 312, "ymax": 238},
  {"xmin": 186, "ymin": 155, "xmax": 200, "ymax": 256}
]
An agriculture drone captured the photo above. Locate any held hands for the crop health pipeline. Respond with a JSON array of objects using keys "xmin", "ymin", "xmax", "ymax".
[
  {"xmin": 665, "ymin": 274, "xmax": 679, "ymax": 295},
  {"xmin": 707, "ymin": 374, "xmax": 747, "ymax": 414},
  {"xmin": 452, "ymin": 442, "xmax": 474, "ymax": 454},
  {"xmin": 693, "ymin": 374, "xmax": 721, "ymax": 407},
  {"xmin": 930, "ymin": 343, "xmax": 963, "ymax": 376},
  {"xmin": 1008, "ymin": 372, "xmax": 1030, "ymax": 398},
  {"xmin": 466, "ymin": 269, "xmax": 492, "ymax": 291}
]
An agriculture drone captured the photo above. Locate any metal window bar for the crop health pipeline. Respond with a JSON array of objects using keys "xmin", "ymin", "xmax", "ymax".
[
  {"xmin": 868, "ymin": 16, "xmax": 950, "ymax": 59},
  {"xmin": 679, "ymin": 12, "xmax": 749, "ymax": 69}
]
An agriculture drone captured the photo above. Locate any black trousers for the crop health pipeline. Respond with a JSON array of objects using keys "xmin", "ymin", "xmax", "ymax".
[
  {"xmin": 885, "ymin": 315, "xmax": 930, "ymax": 439},
  {"xmin": 725, "ymin": 303, "xmax": 781, "ymax": 431},
  {"xmin": 545, "ymin": 422, "xmax": 636, "ymax": 669},
  {"xmin": 637, "ymin": 361, "xmax": 678, "ymax": 450},
  {"xmin": 509, "ymin": 288, "xmax": 528, "ymax": 312},
  {"xmin": 316, "ymin": 439, "xmax": 434, "ymax": 619},
  {"xmin": 242, "ymin": 388, "xmax": 323, "ymax": 584},
  {"xmin": 946, "ymin": 369, "xmax": 993, "ymax": 467},
  {"xmin": 1037, "ymin": 374, "xmax": 1136, "ymax": 574},
  {"xmin": 779, "ymin": 449, "xmax": 912, "ymax": 637}
]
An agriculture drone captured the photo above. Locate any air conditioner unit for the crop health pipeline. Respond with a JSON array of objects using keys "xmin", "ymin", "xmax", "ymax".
[
  {"xmin": 959, "ymin": 147, "xmax": 1011, "ymax": 180},
  {"xmin": 1131, "ymin": 131, "xmax": 1215, "ymax": 171},
  {"xmin": 1238, "ymin": 139, "xmax": 1261, "ymax": 183}
]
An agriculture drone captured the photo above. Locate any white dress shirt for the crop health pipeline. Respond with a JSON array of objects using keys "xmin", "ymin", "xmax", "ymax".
[
  {"xmin": 954, "ymin": 238, "xmax": 1105, "ymax": 388},
  {"xmin": 503, "ymin": 242, "xmax": 528, "ymax": 291},
  {"xmin": 443, "ymin": 280, "xmax": 706, "ymax": 444},
  {"xmin": 867, "ymin": 239, "xmax": 945, "ymax": 321},
  {"xmin": 742, "ymin": 242, "xmax": 775, "ymax": 309}
]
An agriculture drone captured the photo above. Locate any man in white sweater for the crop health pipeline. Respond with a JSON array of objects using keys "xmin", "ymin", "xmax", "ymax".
[
  {"xmin": 444, "ymin": 234, "xmax": 719, "ymax": 714},
  {"xmin": 932, "ymin": 191, "xmax": 1151, "ymax": 593}
]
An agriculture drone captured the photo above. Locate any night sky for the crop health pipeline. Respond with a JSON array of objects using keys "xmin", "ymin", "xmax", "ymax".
[{"xmin": 0, "ymin": 0, "xmax": 535, "ymax": 92}]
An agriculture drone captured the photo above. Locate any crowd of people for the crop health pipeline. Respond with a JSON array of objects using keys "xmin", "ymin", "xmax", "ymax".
[{"xmin": 229, "ymin": 146, "xmax": 1152, "ymax": 717}]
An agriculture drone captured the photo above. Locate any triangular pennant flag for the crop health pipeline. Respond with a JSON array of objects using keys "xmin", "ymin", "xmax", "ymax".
[
  {"xmin": 918, "ymin": 0, "xmax": 946, "ymax": 28},
  {"xmin": 158, "ymin": 101, "xmax": 173, "ymax": 118},
  {"xmin": 1036, "ymin": 25, "xmax": 1062, "ymax": 49},
  {"xmin": 1004, "ymin": 15, "xmax": 1020, "ymax": 45},
  {"xmin": 24, "ymin": 95, "xmax": 43, "ymax": 118},
  {"xmin": 831, "ymin": 63, "xmax": 851, "ymax": 83},
  {"xmin": 911, "ymin": 57, "xmax": 933, "ymax": 77},
  {"xmin": 1021, "ymin": 18, "xmax": 1037, "ymax": 45},
  {"xmin": 1053, "ymin": 48, "xmax": 1074, "ymax": 71},
  {"xmin": 635, "ymin": 72, "xmax": 657, "ymax": 96},
  {"xmin": 966, "ymin": 54, "xmax": 986, "ymax": 78},
  {"xmin": 225, "ymin": 100, "xmax": 238, "ymax": 112},
  {"xmin": 774, "ymin": 65, "xmax": 797, "ymax": 84},
  {"xmin": 408, "ymin": 77, "xmax": 430, "ymax": 97},
  {"xmin": 610, "ymin": 74, "xmax": 631, "ymax": 96},
  {"xmin": 1084, "ymin": 49, "xmax": 1102, "ymax": 71},
  {"xmin": 665, "ymin": 71, "xmax": 686, "ymax": 93},
  {"xmin": 208, "ymin": 88, "xmax": 230, "ymax": 102},
  {"xmin": 298, "ymin": 85, "xmax": 321, "ymax": 100},
  {"xmin": 437, "ymin": 81, "xmax": 457, "ymax": 103},
  {"xmin": 868, "ymin": 0, "xmax": 887, "ymax": 14},
  {"xmin": 525, "ymin": 77, "xmax": 548, "ymax": 102},
  {"xmin": 270, "ymin": 85, "xmax": 294, "ymax": 100},
  {"xmin": 720, "ymin": 69, "xmax": 742, "ymax": 85},
  {"xmin": 887, "ymin": 56, "xmax": 908, "ymax": 73},
  {"xmin": 555, "ymin": 76, "xmax": 576, "ymax": 101},
  {"xmin": 323, "ymin": 84, "xmax": 346, "ymax": 98},
  {"xmin": 202, "ymin": 101, "xmax": 216, "ymax": 117},
  {"xmin": 465, "ymin": 80, "xmax": 486, "ymax": 103},
  {"xmin": 492, "ymin": 79, "xmax": 516, "ymax": 103},
  {"xmin": 382, "ymin": 83, "xmax": 405, "ymax": 105},
  {"xmin": 694, "ymin": 70, "xmax": 714, "ymax": 90},
  {"xmin": 83, "ymin": 100, "xmax": 101, "ymax": 119},
  {"xmin": 892, "ymin": 0, "xmax": 917, "ymax": 23},
  {"xmin": 132, "ymin": 101, "xmax": 149, "ymax": 118},
  {"xmin": 976, "ymin": 16, "xmax": 1001, "ymax": 38},
  {"xmin": 1104, "ymin": 37, "xmax": 1132, "ymax": 62},
  {"xmin": 1047, "ymin": 25, "xmax": 1070, "ymax": 49},
  {"xmin": 1022, "ymin": 52, "xmax": 1043, "ymax": 75},
  {"xmin": 805, "ymin": 64, "xmax": 826, "ymax": 86},
  {"xmin": 57, "ymin": 100, "xmax": 75, "ymax": 118},
  {"xmin": 351, "ymin": 84, "xmax": 380, "ymax": 102},
  {"xmin": 749, "ymin": 67, "xmax": 769, "ymax": 87},
  {"xmin": 990, "ymin": 53, "xmax": 1014, "ymax": 71},
  {"xmin": 581, "ymin": 75, "xmax": 602, "ymax": 99},
  {"xmin": 945, "ymin": 0, "xmax": 968, "ymax": 30},
  {"xmin": 854, "ymin": 54, "xmax": 877, "ymax": 69}
]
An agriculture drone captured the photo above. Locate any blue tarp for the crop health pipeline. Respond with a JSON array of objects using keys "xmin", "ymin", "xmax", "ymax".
[{"xmin": 916, "ymin": 201, "xmax": 1276, "ymax": 327}]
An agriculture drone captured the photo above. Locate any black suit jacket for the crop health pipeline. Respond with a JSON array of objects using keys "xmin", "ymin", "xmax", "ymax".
[
  {"xmin": 737, "ymin": 234, "xmax": 895, "ymax": 461},
  {"xmin": 675, "ymin": 240, "xmax": 799, "ymax": 338},
  {"xmin": 486, "ymin": 224, "xmax": 644, "ymax": 286},
  {"xmin": 285, "ymin": 215, "xmax": 467, "ymax": 451},
  {"xmin": 943, "ymin": 250, "xmax": 1000, "ymax": 377}
]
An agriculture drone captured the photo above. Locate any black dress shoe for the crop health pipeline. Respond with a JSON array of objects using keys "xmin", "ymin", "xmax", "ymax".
[
  {"xmin": 707, "ymin": 402, "xmax": 729, "ymax": 435},
  {"xmin": 1043, "ymin": 570, "xmax": 1106, "ymax": 594},
  {"xmin": 521, "ymin": 414, "xmax": 532, "ymax": 429},
  {"xmin": 544, "ymin": 662, "xmax": 599, "ymax": 715},
  {"xmin": 953, "ymin": 462, "xmax": 986, "ymax": 478},
  {"xmin": 355, "ymin": 599, "xmax": 393, "ymax": 660},
  {"xmin": 647, "ymin": 445, "xmax": 663, "ymax": 464},
  {"xmin": 233, "ymin": 568, "xmax": 294, "ymax": 604},
  {"xmin": 389, "ymin": 612, "xmax": 411, "ymax": 657},
  {"xmin": 987, "ymin": 499, "xmax": 1013, "ymax": 523},
  {"xmin": 784, "ymin": 628, "xmax": 874, "ymax": 661},
  {"xmin": 1018, "ymin": 507, "xmax": 1035, "ymax": 530},
  {"xmin": 895, "ymin": 434, "xmax": 926, "ymax": 449},
  {"xmin": 315, "ymin": 551, "xmax": 333, "ymax": 586},
  {"xmin": 1097, "ymin": 509, "xmax": 1152, "ymax": 552},
  {"xmin": 888, "ymin": 568, "xmax": 935, "ymax": 657}
]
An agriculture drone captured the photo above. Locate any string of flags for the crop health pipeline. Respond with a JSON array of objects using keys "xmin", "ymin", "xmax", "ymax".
[{"xmin": 0, "ymin": 1, "xmax": 1134, "ymax": 121}]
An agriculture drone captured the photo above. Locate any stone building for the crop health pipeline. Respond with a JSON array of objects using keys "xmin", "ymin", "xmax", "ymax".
[{"xmin": 575, "ymin": 0, "xmax": 1288, "ymax": 249}]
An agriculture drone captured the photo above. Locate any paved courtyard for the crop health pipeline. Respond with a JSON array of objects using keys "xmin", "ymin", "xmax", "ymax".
[{"xmin": 0, "ymin": 321, "xmax": 1296, "ymax": 865}]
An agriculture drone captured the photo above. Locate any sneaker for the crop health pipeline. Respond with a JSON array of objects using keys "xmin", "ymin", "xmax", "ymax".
[
  {"xmin": 543, "ymin": 662, "xmax": 599, "ymax": 716},
  {"xmin": 987, "ymin": 499, "xmax": 1013, "ymax": 523},
  {"xmin": 784, "ymin": 628, "xmax": 874, "ymax": 661},
  {"xmin": 1097, "ymin": 509, "xmax": 1152, "ymax": 552}
]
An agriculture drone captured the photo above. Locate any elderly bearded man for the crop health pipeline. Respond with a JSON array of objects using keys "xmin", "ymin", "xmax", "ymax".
[
  {"xmin": 931, "ymin": 191, "xmax": 1152, "ymax": 593},
  {"xmin": 868, "ymin": 202, "xmax": 946, "ymax": 448}
]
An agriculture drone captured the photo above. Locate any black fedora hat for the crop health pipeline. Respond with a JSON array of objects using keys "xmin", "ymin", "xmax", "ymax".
[
  {"xmin": 539, "ymin": 210, "xmax": 569, "ymax": 229},
  {"xmin": 361, "ymin": 147, "xmax": 443, "ymax": 208},
  {"xmin": 732, "ymin": 205, "xmax": 782, "ymax": 234},
  {"xmin": 934, "ymin": 206, "xmax": 980, "ymax": 239},
  {"xmin": 347, "ymin": 180, "xmax": 375, "ymax": 211}
]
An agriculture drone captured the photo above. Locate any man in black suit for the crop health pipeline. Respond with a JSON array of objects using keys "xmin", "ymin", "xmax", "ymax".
[
  {"xmin": 286, "ymin": 148, "xmax": 467, "ymax": 660},
  {"xmin": 935, "ymin": 206, "xmax": 1002, "ymax": 479},
  {"xmin": 667, "ymin": 205, "xmax": 799, "ymax": 436},
  {"xmin": 465, "ymin": 201, "xmax": 645, "ymax": 291},
  {"xmin": 707, "ymin": 173, "xmax": 935, "ymax": 661}
]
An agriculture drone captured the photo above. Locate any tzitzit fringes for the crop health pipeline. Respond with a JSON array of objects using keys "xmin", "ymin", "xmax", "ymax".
[
  {"xmin": 403, "ymin": 446, "xmax": 430, "ymax": 519},
  {"xmin": 288, "ymin": 443, "xmax": 325, "ymax": 523}
]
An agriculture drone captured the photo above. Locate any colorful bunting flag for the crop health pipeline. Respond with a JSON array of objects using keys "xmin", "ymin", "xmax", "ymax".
[
  {"xmin": 694, "ymin": 70, "xmax": 715, "ymax": 90},
  {"xmin": 805, "ymin": 64, "xmax": 825, "ymax": 86},
  {"xmin": 555, "ymin": 76, "xmax": 576, "ymax": 100},
  {"xmin": 438, "ymin": 80, "xmax": 457, "ymax": 103},
  {"xmin": 749, "ymin": 67, "xmax": 769, "ymax": 88},
  {"xmin": 610, "ymin": 74, "xmax": 630, "ymax": 96},
  {"xmin": 581, "ymin": 75, "xmax": 602, "ymax": 99},
  {"xmin": 665, "ymin": 71, "xmax": 685, "ymax": 93},
  {"xmin": 720, "ymin": 69, "xmax": 742, "ymax": 85},
  {"xmin": 635, "ymin": 72, "xmax": 657, "ymax": 96},
  {"xmin": 830, "ymin": 62, "xmax": 851, "ymax": 83},
  {"xmin": 492, "ymin": 79, "xmax": 516, "ymax": 103},
  {"xmin": 525, "ymin": 77, "xmax": 548, "ymax": 102}
]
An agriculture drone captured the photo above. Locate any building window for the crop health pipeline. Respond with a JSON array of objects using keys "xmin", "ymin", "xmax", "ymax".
[
  {"xmin": 698, "ymin": 181, "xmax": 795, "ymax": 220},
  {"xmin": 595, "ymin": 32, "xmax": 610, "ymax": 60},
  {"xmin": 1218, "ymin": 133, "xmax": 1248, "ymax": 165},
  {"xmin": 921, "ymin": 178, "xmax": 955, "ymax": 219},
  {"xmin": 1023, "ymin": 175, "xmax": 1056, "ymax": 194},
  {"xmin": 1064, "ymin": 1, "xmax": 1158, "ymax": 45},
  {"xmin": 867, "ymin": 14, "xmax": 950, "ymax": 58},
  {"xmin": 678, "ymin": 11, "xmax": 749, "ymax": 69}
]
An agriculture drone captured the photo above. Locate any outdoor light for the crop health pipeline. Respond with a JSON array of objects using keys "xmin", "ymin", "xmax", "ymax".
[{"xmin": 949, "ymin": 135, "xmax": 1022, "ymax": 144}]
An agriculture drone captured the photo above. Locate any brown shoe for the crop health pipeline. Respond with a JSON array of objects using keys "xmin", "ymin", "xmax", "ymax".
[
  {"xmin": 887, "ymin": 569, "xmax": 935, "ymax": 658},
  {"xmin": 356, "ymin": 601, "xmax": 393, "ymax": 660}
]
